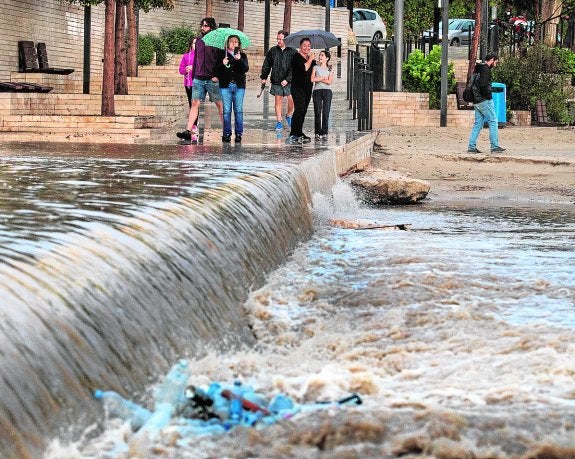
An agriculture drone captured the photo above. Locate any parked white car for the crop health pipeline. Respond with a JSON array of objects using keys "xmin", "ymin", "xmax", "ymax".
[{"xmin": 353, "ymin": 8, "xmax": 387, "ymax": 42}]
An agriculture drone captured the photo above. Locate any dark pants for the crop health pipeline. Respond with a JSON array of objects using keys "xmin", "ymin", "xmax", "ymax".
[
  {"xmin": 290, "ymin": 85, "xmax": 312, "ymax": 137},
  {"xmin": 313, "ymin": 89, "xmax": 332, "ymax": 135}
]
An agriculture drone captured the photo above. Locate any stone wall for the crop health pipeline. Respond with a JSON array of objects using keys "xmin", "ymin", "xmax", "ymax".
[
  {"xmin": 372, "ymin": 92, "xmax": 476, "ymax": 128},
  {"xmin": 0, "ymin": 0, "xmax": 350, "ymax": 83}
]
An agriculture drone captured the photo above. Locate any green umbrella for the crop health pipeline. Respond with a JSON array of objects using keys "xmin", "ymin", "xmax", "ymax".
[{"xmin": 202, "ymin": 28, "xmax": 251, "ymax": 49}]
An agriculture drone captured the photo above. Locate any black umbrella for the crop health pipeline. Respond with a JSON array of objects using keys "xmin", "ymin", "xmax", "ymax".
[{"xmin": 284, "ymin": 29, "xmax": 340, "ymax": 49}]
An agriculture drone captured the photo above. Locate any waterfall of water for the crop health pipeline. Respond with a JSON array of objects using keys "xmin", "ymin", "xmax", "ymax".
[{"xmin": 0, "ymin": 159, "xmax": 324, "ymax": 458}]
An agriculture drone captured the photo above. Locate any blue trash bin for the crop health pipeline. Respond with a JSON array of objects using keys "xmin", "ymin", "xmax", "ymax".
[{"xmin": 491, "ymin": 82, "xmax": 506, "ymax": 126}]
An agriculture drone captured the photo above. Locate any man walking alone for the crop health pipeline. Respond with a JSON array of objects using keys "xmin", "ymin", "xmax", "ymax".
[{"xmin": 467, "ymin": 52, "xmax": 506, "ymax": 154}]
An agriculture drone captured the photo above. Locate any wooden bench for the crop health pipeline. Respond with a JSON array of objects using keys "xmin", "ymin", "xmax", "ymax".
[
  {"xmin": 18, "ymin": 41, "xmax": 74, "ymax": 75},
  {"xmin": 0, "ymin": 81, "xmax": 53, "ymax": 93}
]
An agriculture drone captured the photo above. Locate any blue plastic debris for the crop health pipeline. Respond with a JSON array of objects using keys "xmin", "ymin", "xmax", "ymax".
[
  {"xmin": 228, "ymin": 380, "xmax": 243, "ymax": 426},
  {"xmin": 94, "ymin": 360, "xmax": 363, "ymax": 443},
  {"xmin": 93, "ymin": 389, "xmax": 152, "ymax": 430},
  {"xmin": 134, "ymin": 359, "xmax": 191, "ymax": 442},
  {"xmin": 268, "ymin": 393, "xmax": 295, "ymax": 413}
]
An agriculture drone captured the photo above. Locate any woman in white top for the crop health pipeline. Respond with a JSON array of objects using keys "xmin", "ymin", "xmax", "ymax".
[{"xmin": 310, "ymin": 50, "xmax": 334, "ymax": 141}]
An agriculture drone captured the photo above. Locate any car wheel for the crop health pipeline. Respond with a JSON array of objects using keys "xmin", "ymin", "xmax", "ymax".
[
  {"xmin": 372, "ymin": 31, "xmax": 383, "ymax": 43},
  {"xmin": 450, "ymin": 38, "xmax": 460, "ymax": 47}
]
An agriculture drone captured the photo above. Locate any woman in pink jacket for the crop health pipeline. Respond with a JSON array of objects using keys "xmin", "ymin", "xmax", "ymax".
[{"xmin": 179, "ymin": 37, "xmax": 198, "ymax": 140}]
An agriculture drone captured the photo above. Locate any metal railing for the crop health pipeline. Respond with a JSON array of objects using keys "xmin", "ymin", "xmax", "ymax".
[{"xmin": 347, "ymin": 49, "xmax": 373, "ymax": 131}]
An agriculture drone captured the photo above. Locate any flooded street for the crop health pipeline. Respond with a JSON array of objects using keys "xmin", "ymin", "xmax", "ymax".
[{"xmin": 55, "ymin": 184, "xmax": 575, "ymax": 458}]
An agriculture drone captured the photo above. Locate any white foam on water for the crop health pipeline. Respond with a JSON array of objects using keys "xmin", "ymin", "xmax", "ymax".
[{"xmin": 48, "ymin": 197, "xmax": 575, "ymax": 458}]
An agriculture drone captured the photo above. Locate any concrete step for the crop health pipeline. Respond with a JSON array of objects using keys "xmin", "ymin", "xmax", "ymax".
[
  {"xmin": 0, "ymin": 114, "xmax": 168, "ymax": 130},
  {"xmin": 0, "ymin": 130, "xmax": 153, "ymax": 143}
]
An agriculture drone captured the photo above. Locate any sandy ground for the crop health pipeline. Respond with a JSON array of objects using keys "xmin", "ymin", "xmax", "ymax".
[{"xmin": 372, "ymin": 126, "xmax": 575, "ymax": 206}]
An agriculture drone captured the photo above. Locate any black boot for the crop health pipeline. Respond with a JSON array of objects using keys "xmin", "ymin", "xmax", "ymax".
[{"xmin": 177, "ymin": 130, "xmax": 192, "ymax": 141}]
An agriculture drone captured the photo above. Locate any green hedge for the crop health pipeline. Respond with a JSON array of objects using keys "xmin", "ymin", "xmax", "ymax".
[
  {"xmin": 493, "ymin": 45, "xmax": 575, "ymax": 124},
  {"xmin": 138, "ymin": 25, "xmax": 195, "ymax": 66},
  {"xmin": 402, "ymin": 45, "xmax": 456, "ymax": 109},
  {"xmin": 137, "ymin": 34, "xmax": 155, "ymax": 66},
  {"xmin": 160, "ymin": 26, "xmax": 196, "ymax": 54}
]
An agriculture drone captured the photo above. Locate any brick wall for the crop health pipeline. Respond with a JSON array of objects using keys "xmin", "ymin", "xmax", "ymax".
[
  {"xmin": 0, "ymin": 0, "xmax": 105, "ymax": 83},
  {"xmin": 373, "ymin": 92, "xmax": 476, "ymax": 128},
  {"xmin": 1, "ymin": 0, "xmax": 350, "ymax": 83}
]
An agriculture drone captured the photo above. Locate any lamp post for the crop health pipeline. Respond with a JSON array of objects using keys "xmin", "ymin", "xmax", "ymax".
[
  {"xmin": 440, "ymin": 0, "xmax": 449, "ymax": 127},
  {"xmin": 264, "ymin": 0, "xmax": 270, "ymax": 54},
  {"xmin": 394, "ymin": 0, "xmax": 404, "ymax": 92},
  {"xmin": 83, "ymin": 5, "xmax": 91, "ymax": 94}
]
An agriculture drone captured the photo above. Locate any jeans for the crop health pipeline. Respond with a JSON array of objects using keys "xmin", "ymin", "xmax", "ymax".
[
  {"xmin": 313, "ymin": 89, "xmax": 332, "ymax": 135},
  {"xmin": 290, "ymin": 85, "xmax": 312, "ymax": 137},
  {"xmin": 220, "ymin": 84, "xmax": 245, "ymax": 136},
  {"xmin": 468, "ymin": 99, "xmax": 499, "ymax": 150}
]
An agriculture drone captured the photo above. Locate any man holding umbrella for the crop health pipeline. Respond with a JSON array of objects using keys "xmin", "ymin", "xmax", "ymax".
[
  {"xmin": 259, "ymin": 31, "xmax": 297, "ymax": 131},
  {"xmin": 177, "ymin": 17, "xmax": 223, "ymax": 142}
]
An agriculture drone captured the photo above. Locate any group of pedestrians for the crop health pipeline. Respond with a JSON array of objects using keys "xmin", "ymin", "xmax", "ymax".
[
  {"xmin": 177, "ymin": 22, "xmax": 333, "ymax": 144},
  {"xmin": 177, "ymin": 17, "xmax": 245, "ymax": 143}
]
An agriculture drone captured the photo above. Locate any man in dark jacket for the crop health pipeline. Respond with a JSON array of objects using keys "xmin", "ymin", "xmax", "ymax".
[
  {"xmin": 177, "ymin": 17, "xmax": 223, "ymax": 142},
  {"xmin": 467, "ymin": 52, "xmax": 506, "ymax": 153},
  {"xmin": 260, "ymin": 30, "xmax": 297, "ymax": 130}
]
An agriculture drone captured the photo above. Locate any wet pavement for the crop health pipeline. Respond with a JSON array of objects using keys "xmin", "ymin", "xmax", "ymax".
[{"xmin": 0, "ymin": 59, "xmax": 364, "ymax": 160}]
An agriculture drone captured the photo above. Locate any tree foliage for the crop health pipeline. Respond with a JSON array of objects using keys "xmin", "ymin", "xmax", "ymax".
[
  {"xmin": 493, "ymin": 44, "xmax": 575, "ymax": 123},
  {"xmin": 402, "ymin": 45, "xmax": 456, "ymax": 108}
]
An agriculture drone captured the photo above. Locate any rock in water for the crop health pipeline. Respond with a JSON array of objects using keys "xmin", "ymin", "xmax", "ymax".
[{"xmin": 345, "ymin": 168, "xmax": 430, "ymax": 205}]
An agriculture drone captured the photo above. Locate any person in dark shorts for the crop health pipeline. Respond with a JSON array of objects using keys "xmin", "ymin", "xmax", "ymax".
[{"xmin": 259, "ymin": 30, "xmax": 297, "ymax": 130}]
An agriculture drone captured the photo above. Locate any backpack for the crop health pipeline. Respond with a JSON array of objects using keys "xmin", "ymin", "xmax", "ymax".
[{"xmin": 462, "ymin": 73, "xmax": 478, "ymax": 103}]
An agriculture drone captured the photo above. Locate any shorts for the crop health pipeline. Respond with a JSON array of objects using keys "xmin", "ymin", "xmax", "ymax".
[
  {"xmin": 192, "ymin": 78, "xmax": 222, "ymax": 102},
  {"xmin": 270, "ymin": 83, "xmax": 291, "ymax": 97}
]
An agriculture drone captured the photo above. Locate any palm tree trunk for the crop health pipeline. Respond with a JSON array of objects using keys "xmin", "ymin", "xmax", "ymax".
[
  {"xmin": 467, "ymin": 0, "xmax": 482, "ymax": 82},
  {"xmin": 126, "ymin": 0, "xmax": 137, "ymax": 77},
  {"xmin": 206, "ymin": 0, "xmax": 213, "ymax": 18},
  {"xmin": 283, "ymin": 0, "xmax": 293, "ymax": 33},
  {"xmin": 114, "ymin": 0, "xmax": 128, "ymax": 95},
  {"xmin": 102, "ymin": 0, "xmax": 116, "ymax": 116}
]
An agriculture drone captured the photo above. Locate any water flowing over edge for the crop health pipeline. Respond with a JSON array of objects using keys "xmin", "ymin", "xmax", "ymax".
[{"xmin": 0, "ymin": 156, "xmax": 348, "ymax": 458}]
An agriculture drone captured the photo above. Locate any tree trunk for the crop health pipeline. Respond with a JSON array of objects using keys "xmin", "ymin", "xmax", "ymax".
[
  {"xmin": 540, "ymin": 0, "xmax": 562, "ymax": 46},
  {"xmin": 114, "ymin": 0, "xmax": 128, "ymax": 95},
  {"xmin": 102, "ymin": 0, "xmax": 116, "ymax": 116},
  {"xmin": 206, "ymin": 0, "xmax": 213, "ymax": 17},
  {"xmin": 238, "ymin": 0, "xmax": 245, "ymax": 31},
  {"xmin": 467, "ymin": 0, "xmax": 482, "ymax": 82},
  {"xmin": 126, "ymin": 0, "xmax": 137, "ymax": 77},
  {"xmin": 283, "ymin": 0, "xmax": 293, "ymax": 33}
]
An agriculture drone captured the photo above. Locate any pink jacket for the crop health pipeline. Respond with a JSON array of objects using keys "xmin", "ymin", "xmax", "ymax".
[{"xmin": 179, "ymin": 49, "xmax": 195, "ymax": 87}]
